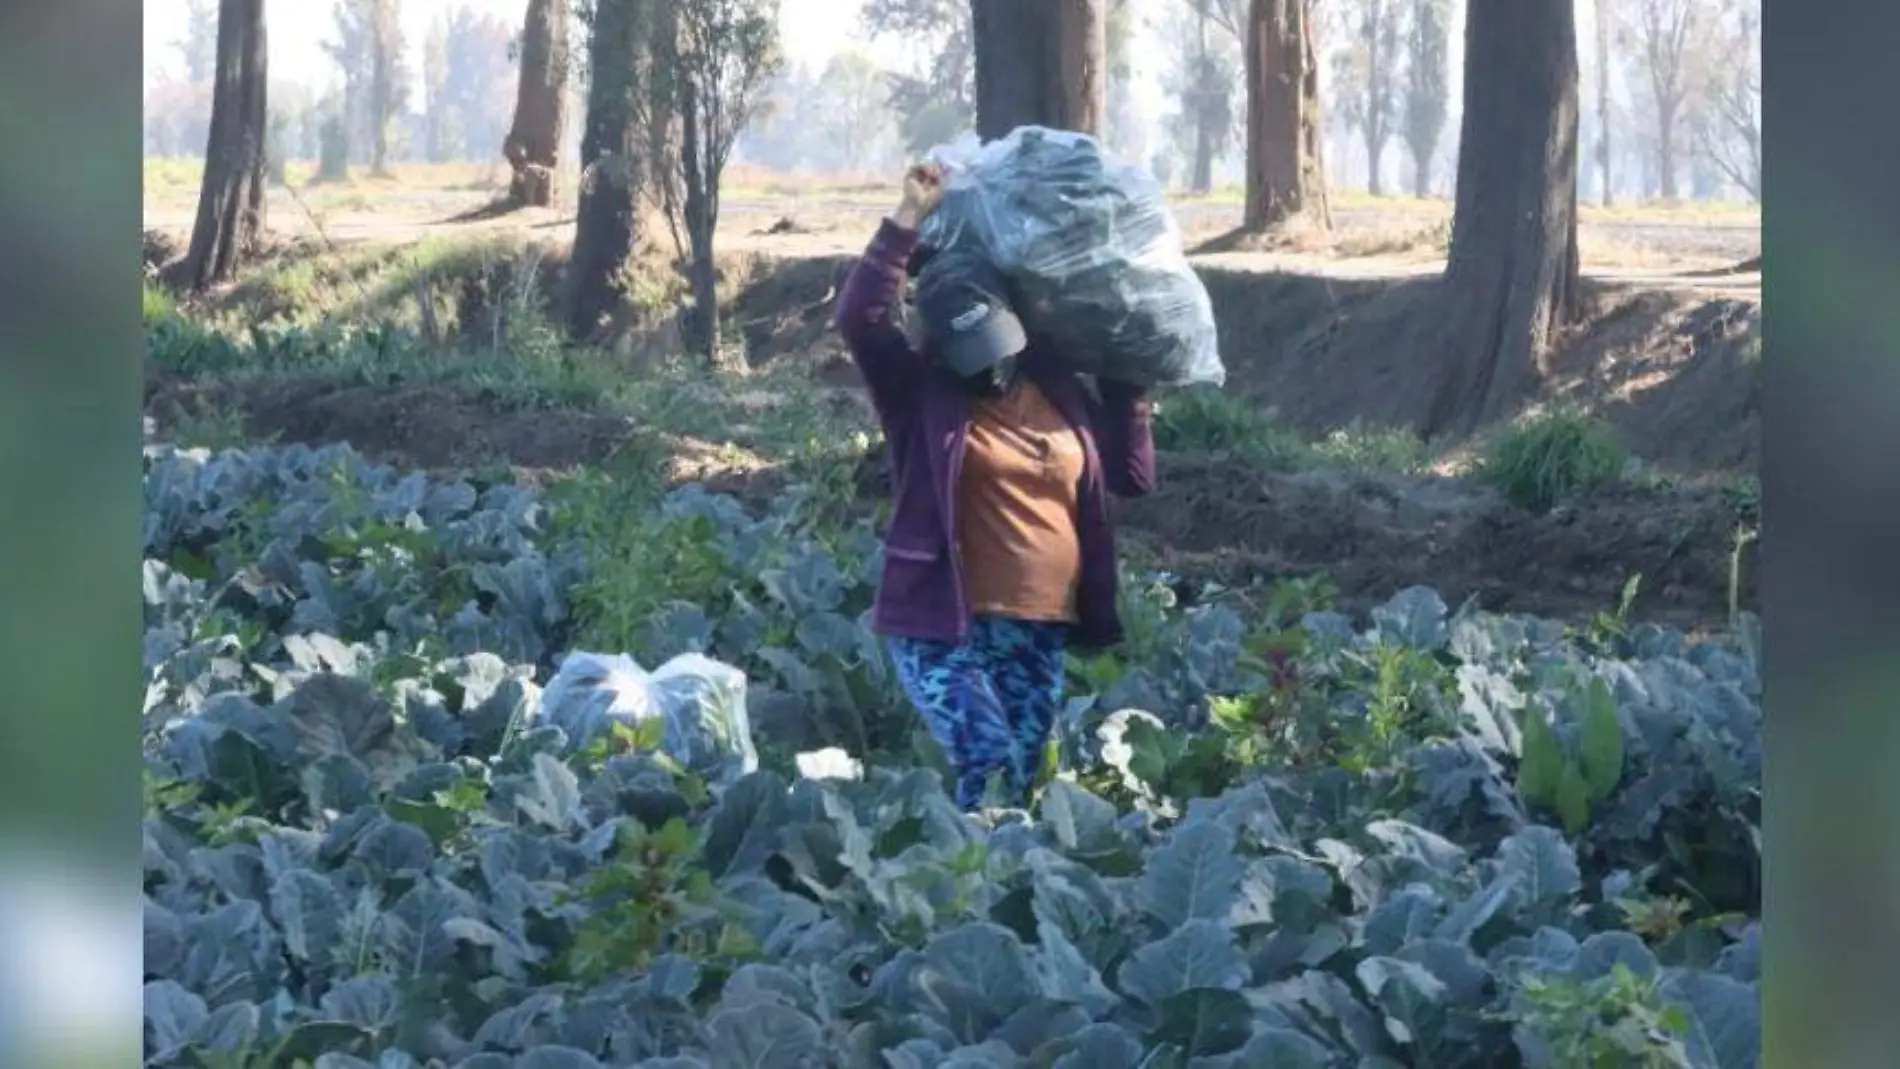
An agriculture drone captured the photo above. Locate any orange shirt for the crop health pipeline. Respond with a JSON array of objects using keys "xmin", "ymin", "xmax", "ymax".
[{"xmin": 958, "ymin": 379, "xmax": 1085, "ymax": 623}]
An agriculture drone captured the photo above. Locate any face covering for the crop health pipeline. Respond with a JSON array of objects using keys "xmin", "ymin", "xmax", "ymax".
[{"xmin": 959, "ymin": 354, "xmax": 1019, "ymax": 398}]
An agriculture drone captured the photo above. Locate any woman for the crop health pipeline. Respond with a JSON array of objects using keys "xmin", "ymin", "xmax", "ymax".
[{"xmin": 833, "ymin": 162, "xmax": 1158, "ymax": 810}]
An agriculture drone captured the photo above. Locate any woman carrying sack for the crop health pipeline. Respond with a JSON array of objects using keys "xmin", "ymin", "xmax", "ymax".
[{"xmin": 832, "ymin": 162, "xmax": 1158, "ymax": 811}]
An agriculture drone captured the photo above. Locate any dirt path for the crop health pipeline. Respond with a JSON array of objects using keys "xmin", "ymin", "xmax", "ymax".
[{"xmin": 143, "ymin": 184, "xmax": 1760, "ymax": 295}]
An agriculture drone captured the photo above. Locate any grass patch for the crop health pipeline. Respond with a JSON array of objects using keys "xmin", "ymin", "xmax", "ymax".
[
  {"xmin": 162, "ymin": 394, "xmax": 262, "ymax": 452},
  {"xmin": 146, "ymin": 291, "xmax": 877, "ymax": 478},
  {"xmin": 1153, "ymin": 385, "xmax": 1428, "ymax": 474},
  {"xmin": 1481, "ymin": 408, "xmax": 1627, "ymax": 512},
  {"xmin": 144, "ymin": 280, "xmax": 180, "ymax": 327}
]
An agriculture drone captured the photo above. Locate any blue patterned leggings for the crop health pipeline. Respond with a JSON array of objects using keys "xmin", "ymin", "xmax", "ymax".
[{"xmin": 887, "ymin": 616, "xmax": 1069, "ymax": 810}]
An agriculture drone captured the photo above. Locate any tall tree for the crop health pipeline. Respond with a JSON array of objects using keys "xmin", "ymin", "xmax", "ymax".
[
  {"xmin": 444, "ymin": 10, "xmax": 518, "ymax": 164},
  {"xmin": 1691, "ymin": 0, "xmax": 1758, "ymax": 201},
  {"xmin": 1241, "ymin": 0, "xmax": 1330, "ymax": 231},
  {"xmin": 366, "ymin": 0, "xmax": 409, "ymax": 174},
  {"xmin": 1104, "ymin": 0, "xmax": 1143, "ymax": 159},
  {"xmin": 1158, "ymin": 0, "xmax": 1241, "ymax": 192},
  {"xmin": 659, "ymin": 0, "xmax": 784, "ymax": 364},
  {"xmin": 178, "ymin": 0, "xmax": 220, "ymax": 84},
  {"xmin": 811, "ymin": 52, "xmax": 899, "ymax": 175},
  {"xmin": 567, "ymin": 0, "xmax": 652, "ymax": 340},
  {"xmin": 1624, "ymin": 0, "xmax": 1705, "ymax": 201},
  {"xmin": 1400, "ymin": 0, "xmax": 1451, "ymax": 197},
  {"xmin": 860, "ymin": 0, "xmax": 972, "ymax": 153},
  {"xmin": 1332, "ymin": 0, "xmax": 1403, "ymax": 195},
  {"xmin": 1594, "ymin": 0, "xmax": 1614, "ymax": 204},
  {"xmin": 422, "ymin": 15, "xmax": 456, "ymax": 161},
  {"xmin": 971, "ymin": 0, "xmax": 1107, "ymax": 139},
  {"xmin": 185, "ymin": 0, "xmax": 269, "ymax": 290},
  {"xmin": 1420, "ymin": 0, "xmax": 1581, "ymax": 438},
  {"xmin": 323, "ymin": 2, "xmax": 372, "ymax": 166},
  {"xmin": 504, "ymin": 0, "xmax": 571, "ymax": 205}
]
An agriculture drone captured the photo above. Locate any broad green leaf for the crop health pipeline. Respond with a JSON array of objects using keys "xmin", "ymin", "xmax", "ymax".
[
  {"xmin": 1047, "ymin": 1022, "xmax": 1144, "ymax": 1068},
  {"xmin": 1117, "ymin": 919, "xmax": 1247, "ymax": 1008},
  {"xmin": 517, "ymin": 1047, "xmax": 608, "ymax": 1069},
  {"xmin": 703, "ymin": 771, "xmax": 790, "ymax": 878},
  {"xmin": 1355, "ymin": 956, "xmax": 1449, "ymax": 1047},
  {"xmin": 1148, "ymin": 988, "xmax": 1253, "ymax": 1056},
  {"xmin": 705, "ymin": 1002, "xmax": 827, "ymax": 1068},
  {"xmin": 1517, "ymin": 707, "xmax": 1563, "ymax": 806},
  {"xmin": 1039, "ymin": 779, "xmax": 1118, "ymax": 854},
  {"xmin": 1495, "ymin": 826, "xmax": 1582, "ymax": 919},
  {"xmin": 1555, "ymin": 759, "xmax": 1592, "ymax": 836},
  {"xmin": 142, "ymin": 980, "xmax": 207, "ymax": 1062},
  {"xmin": 1660, "ymin": 970, "xmax": 1760, "ymax": 1069},
  {"xmin": 1579, "ymin": 677, "xmax": 1625, "ymax": 802},
  {"xmin": 1134, "ymin": 817, "xmax": 1243, "ymax": 928}
]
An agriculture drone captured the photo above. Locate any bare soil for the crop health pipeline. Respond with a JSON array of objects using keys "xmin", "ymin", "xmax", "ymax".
[
  {"xmin": 147, "ymin": 368, "xmax": 1758, "ymax": 629},
  {"xmin": 1113, "ymin": 455, "xmax": 1754, "ymax": 628}
]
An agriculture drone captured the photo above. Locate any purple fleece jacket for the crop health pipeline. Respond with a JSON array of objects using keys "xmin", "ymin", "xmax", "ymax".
[{"xmin": 833, "ymin": 218, "xmax": 1158, "ymax": 649}]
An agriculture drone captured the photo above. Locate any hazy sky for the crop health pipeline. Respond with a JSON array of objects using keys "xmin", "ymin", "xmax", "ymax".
[
  {"xmin": 142, "ymin": 0, "xmax": 1174, "ymax": 139},
  {"xmin": 144, "ymin": 0, "xmax": 891, "ymax": 87}
]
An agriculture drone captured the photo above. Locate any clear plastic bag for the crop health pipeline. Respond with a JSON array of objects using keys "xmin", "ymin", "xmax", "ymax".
[
  {"xmin": 919, "ymin": 126, "xmax": 1224, "ymax": 388},
  {"xmin": 539, "ymin": 650, "xmax": 759, "ymax": 778}
]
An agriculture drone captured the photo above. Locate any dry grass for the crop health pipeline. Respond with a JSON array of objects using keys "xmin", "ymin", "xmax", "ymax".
[
  {"xmin": 145, "ymin": 155, "xmax": 1758, "ymax": 229},
  {"xmin": 1181, "ymin": 183, "xmax": 1758, "ymax": 227},
  {"xmin": 143, "ymin": 153, "xmax": 1757, "ymax": 277}
]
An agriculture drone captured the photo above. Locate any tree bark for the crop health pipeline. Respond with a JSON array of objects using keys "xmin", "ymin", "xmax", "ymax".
[
  {"xmin": 971, "ymin": 0, "xmax": 1105, "ymax": 139},
  {"xmin": 679, "ymin": 71, "xmax": 722, "ymax": 366},
  {"xmin": 1655, "ymin": 99, "xmax": 1678, "ymax": 200},
  {"xmin": 368, "ymin": 0, "xmax": 398, "ymax": 175},
  {"xmin": 185, "ymin": 0, "xmax": 268, "ymax": 291},
  {"xmin": 1242, "ymin": 0, "xmax": 1330, "ymax": 231},
  {"xmin": 504, "ymin": 0, "xmax": 570, "ymax": 206},
  {"xmin": 1420, "ymin": 0, "xmax": 1581, "ymax": 439},
  {"xmin": 1595, "ymin": 0, "xmax": 1613, "ymax": 204},
  {"xmin": 566, "ymin": 0, "xmax": 649, "ymax": 341}
]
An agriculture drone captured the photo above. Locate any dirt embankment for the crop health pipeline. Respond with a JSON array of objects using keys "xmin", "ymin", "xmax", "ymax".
[
  {"xmin": 1114, "ymin": 455, "xmax": 1754, "ymax": 628},
  {"xmin": 727, "ymin": 252, "xmax": 1761, "ymax": 474},
  {"xmin": 147, "ymin": 240, "xmax": 1762, "ymax": 627}
]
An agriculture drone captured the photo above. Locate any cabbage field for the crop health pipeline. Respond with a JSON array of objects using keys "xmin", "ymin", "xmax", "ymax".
[{"xmin": 142, "ymin": 441, "xmax": 1761, "ymax": 1068}]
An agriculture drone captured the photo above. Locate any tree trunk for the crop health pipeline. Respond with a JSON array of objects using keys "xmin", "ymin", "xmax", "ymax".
[
  {"xmin": 185, "ymin": 0, "xmax": 268, "ymax": 291},
  {"xmin": 504, "ymin": 0, "xmax": 570, "ymax": 207},
  {"xmin": 1410, "ymin": 145, "xmax": 1431, "ymax": 196},
  {"xmin": 1595, "ymin": 0, "xmax": 1612, "ymax": 205},
  {"xmin": 1656, "ymin": 101, "xmax": 1678, "ymax": 200},
  {"xmin": 1420, "ymin": 0, "xmax": 1581, "ymax": 439},
  {"xmin": 317, "ymin": 115, "xmax": 350, "ymax": 181},
  {"xmin": 1366, "ymin": 132, "xmax": 1386, "ymax": 195},
  {"xmin": 368, "ymin": 3, "xmax": 392, "ymax": 176},
  {"xmin": 1191, "ymin": 121, "xmax": 1215, "ymax": 193},
  {"xmin": 566, "ymin": 0, "xmax": 648, "ymax": 341},
  {"xmin": 678, "ymin": 72, "xmax": 722, "ymax": 366},
  {"xmin": 1242, "ymin": 0, "xmax": 1330, "ymax": 231},
  {"xmin": 971, "ymin": 0, "xmax": 1105, "ymax": 139}
]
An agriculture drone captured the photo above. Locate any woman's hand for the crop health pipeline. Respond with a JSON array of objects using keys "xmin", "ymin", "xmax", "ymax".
[{"xmin": 891, "ymin": 162, "xmax": 944, "ymax": 230}]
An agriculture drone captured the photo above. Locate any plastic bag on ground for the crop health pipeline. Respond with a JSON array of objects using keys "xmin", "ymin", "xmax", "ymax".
[
  {"xmin": 920, "ymin": 125, "xmax": 1224, "ymax": 388},
  {"xmin": 539, "ymin": 650, "xmax": 759, "ymax": 778}
]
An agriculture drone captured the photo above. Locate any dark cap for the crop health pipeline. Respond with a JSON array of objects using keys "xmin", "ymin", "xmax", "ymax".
[{"xmin": 913, "ymin": 245, "xmax": 1028, "ymax": 378}]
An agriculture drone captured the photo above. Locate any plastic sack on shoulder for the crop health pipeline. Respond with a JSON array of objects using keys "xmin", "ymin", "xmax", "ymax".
[
  {"xmin": 919, "ymin": 125, "xmax": 1224, "ymax": 388},
  {"xmin": 538, "ymin": 650, "xmax": 759, "ymax": 779}
]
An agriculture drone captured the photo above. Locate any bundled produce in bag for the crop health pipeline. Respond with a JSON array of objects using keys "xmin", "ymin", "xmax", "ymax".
[
  {"xmin": 538, "ymin": 650, "xmax": 759, "ymax": 778},
  {"xmin": 919, "ymin": 125, "xmax": 1224, "ymax": 388}
]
